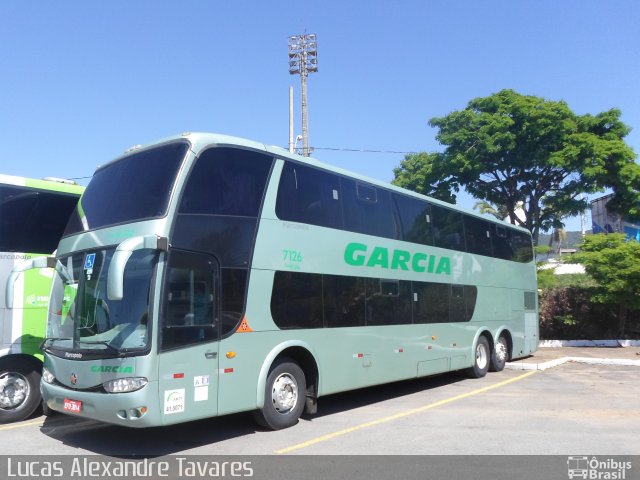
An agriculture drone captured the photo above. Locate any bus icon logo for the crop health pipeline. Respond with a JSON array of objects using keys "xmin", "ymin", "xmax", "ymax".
[{"xmin": 567, "ymin": 456, "xmax": 589, "ymax": 479}]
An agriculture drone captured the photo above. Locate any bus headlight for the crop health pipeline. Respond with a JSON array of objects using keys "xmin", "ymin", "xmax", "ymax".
[
  {"xmin": 103, "ymin": 377, "xmax": 148, "ymax": 393},
  {"xmin": 42, "ymin": 367, "xmax": 55, "ymax": 384}
]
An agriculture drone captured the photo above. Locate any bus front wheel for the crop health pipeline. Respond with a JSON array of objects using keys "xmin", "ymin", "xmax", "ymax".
[
  {"xmin": 466, "ymin": 336, "xmax": 490, "ymax": 379},
  {"xmin": 0, "ymin": 357, "xmax": 42, "ymax": 423},
  {"xmin": 254, "ymin": 358, "xmax": 306, "ymax": 430}
]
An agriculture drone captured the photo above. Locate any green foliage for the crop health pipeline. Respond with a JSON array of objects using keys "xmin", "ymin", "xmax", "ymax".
[
  {"xmin": 473, "ymin": 200, "xmax": 508, "ymax": 220},
  {"xmin": 555, "ymin": 314, "xmax": 577, "ymax": 327},
  {"xmin": 391, "ymin": 152, "xmax": 456, "ymax": 203},
  {"xmin": 392, "ymin": 89, "xmax": 640, "ymax": 244},
  {"xmin": 534, "ymin": 245, "xmax": 552, "ymax": 257},
  {"xmin": 535, "ymin": 245, "xmax": 558, "ymax": 289},
  {"xmin": 569, "ymin": 234, "xmax": 640, "ymax": 308},
  {"xmin": 554, "ymin": 274, "xmax": 597, "ymax": 288},
  {"xmin": 540, "ymin": 285, "xmax": 640, "ymax": 339},
  {"xmin": 537, "ymin": 267, "xmax": 558, "ymax": 290}
]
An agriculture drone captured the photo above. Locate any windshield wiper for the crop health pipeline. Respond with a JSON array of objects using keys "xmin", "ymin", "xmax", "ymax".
[
  {"xmin": 40, "ymin": 337, "xmax": 71, "ymax": 351},
  {"xmin": 77, "ymin": 340, "xmax": 125, "ymax": 357}
]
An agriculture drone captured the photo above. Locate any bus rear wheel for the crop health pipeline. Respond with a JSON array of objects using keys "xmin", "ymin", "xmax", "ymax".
[
  {"xmin": 254, "ymin": 358, "xmax": 306, "ymax": 430},
  {"xmin": 490, "ymin": 335, "xmax": 510, "ymax": 372},
  {"xmin": 0, "ymin": 357, "xmax": 42, "ymax": 423},
  {"xmin": 466, "ymin": 336, "xmax": 490, "ymax": 379}
]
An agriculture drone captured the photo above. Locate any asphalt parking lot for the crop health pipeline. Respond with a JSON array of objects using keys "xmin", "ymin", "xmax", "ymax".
[{"xmin": 0, "ymin": 347, "xmax": 638, "ymax": 457}]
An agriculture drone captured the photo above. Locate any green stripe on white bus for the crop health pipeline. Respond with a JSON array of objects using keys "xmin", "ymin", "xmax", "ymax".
[{"xmin": 0, "ymin": 175, "xmax": 83, "ymax": 422}]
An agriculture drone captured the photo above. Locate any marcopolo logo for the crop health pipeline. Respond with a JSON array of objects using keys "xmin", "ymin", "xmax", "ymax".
[
  {"xmin": 344, "ymin": 242, "xmax": 451, "ymax": 275},
  {"xmin": 90, "ymin": 365, "xmax": 134, "ymax": 374},
  {"xmin": 567, "ymin": 456, "xmax": 632, "ymax": 479}
]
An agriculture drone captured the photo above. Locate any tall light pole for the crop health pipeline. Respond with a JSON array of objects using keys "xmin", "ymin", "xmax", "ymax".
[{"xmin": 288, "ymin": 33, "xmax": 318, "ymax": 157}]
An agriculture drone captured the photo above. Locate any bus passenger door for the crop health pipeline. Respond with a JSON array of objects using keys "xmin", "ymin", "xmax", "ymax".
[{"xmin": 157, "ymin": 250, "xmax": 220, "ymax": 424}]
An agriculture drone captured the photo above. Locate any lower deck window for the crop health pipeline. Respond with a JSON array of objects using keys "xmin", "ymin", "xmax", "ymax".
[{"xmin": 270, "ymin": 271, "xmax": 477, "ymax": 329}]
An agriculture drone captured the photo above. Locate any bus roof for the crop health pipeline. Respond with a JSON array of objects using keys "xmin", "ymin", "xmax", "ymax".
[
  {"xmin": 0, "ymin": 173, "xmax": 84, "ymax": 195},
  {"xmin": 111, "ymin": 132, "xmax": 531, "ymax": 234}
]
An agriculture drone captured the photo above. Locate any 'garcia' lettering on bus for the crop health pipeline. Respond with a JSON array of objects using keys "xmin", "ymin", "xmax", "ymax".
[
  {"xmin": 344, "ymin": 242, "xmax": 451, "ymax": 275},
  {"xmin": 90, "ymin": 366, "xmax": 134, "ymax": 374}
]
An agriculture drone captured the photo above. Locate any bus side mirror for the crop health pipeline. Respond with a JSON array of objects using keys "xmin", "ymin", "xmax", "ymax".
[
  {"xmin": 107, "ymin": 235, "xmax": 168, "ymax": 301},
  {"xmin": 5, "ymin": 256, "xmax": 57, "ymax": 308}
]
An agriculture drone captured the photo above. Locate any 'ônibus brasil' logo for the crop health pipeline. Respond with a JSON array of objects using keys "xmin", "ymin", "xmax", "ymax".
[{"xmin": 344, "ymin": 242, "xmax": 451, "ymax": 275}]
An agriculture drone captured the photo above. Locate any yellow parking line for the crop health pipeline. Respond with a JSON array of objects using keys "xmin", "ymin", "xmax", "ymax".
[
  {"xmin": 0, "ymin": 419, "xmax": 43, "ymax": 431},
  {"xmin": 276, "ymin": 370, "xmax": 538, "ymax": 454}
]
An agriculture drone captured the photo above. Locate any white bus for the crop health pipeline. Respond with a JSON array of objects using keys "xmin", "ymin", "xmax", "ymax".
[{"xmin": 0, "ymin": 174, "xmax": 83, "ymax": 422}]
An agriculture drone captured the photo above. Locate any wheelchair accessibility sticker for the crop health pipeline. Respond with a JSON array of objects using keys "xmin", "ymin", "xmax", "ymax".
[{"xmin": 84, "ymin": 253, "xmax": 96, "ymax": 280}]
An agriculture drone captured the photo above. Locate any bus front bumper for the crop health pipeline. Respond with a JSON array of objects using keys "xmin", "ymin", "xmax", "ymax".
[{"xmin": 41, "ymin": 381, "xmax": 160, "ymax": 428}]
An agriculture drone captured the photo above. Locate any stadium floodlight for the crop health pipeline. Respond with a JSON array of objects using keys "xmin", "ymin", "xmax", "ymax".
[{"xmin": 288, "ymin": 33, "xmax": 318, "ymax": 156}]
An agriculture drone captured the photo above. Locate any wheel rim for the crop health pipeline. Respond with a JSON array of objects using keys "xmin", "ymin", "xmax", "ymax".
[
  {"xmin": 271, "ymin": 372, "xmax": 298, "ymax": 415},
  {"xmin": 476, "ymin": 342, "xmax": 489, "ymax": 370},
  {"xmin": 0, "ymin": 372, "xmax": 30, "ymax": 410},
  {"xmin": 495, "ymin": 338, "xmax": 508, "ymax": 364}
]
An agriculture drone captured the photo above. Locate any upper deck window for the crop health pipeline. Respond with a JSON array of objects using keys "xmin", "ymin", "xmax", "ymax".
[
  {"xmin": 276, "ymin": 162, "xmax": 342, "ymax": 229},
  {"xmin": 178, "ymin": 147, "xmax": 272, "ymax": 217},
  {"xmin": 64, "ymin": 142, "xmax": 189, "ymax": 235}
]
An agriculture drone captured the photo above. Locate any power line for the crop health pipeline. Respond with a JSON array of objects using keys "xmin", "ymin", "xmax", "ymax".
[
  {"xmin": 67, "ymin": 145, "xmax": 419, "ymax": 180},
  {"xmin": 312, "ymin": 146, "xmax": 419, "ymax": 155}
]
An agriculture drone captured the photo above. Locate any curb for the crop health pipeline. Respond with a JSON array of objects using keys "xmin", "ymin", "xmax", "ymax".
[
  {"xmin": 539, "ymin": 340, "xmax": 640, "ymax": 347},
  {"xmin": 505, "ymin": 356, "xmax": 640, "ymax": 371}
]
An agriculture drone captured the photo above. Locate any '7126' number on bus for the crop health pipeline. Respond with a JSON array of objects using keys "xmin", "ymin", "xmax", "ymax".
[{"xmin": 283, "ymin": 249, "xmax": 303, "ymax": 263}]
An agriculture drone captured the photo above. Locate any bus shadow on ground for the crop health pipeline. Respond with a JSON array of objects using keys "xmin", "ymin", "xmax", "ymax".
[
  {"xmin": 38, "ymin": 372, "xmax": 467, "ymax": 457},
  {"xmin": 302, "ymin": 371, "xmax": 465, "ymax": 420},
  {"xmin": 39, "ymin": 412, "xmax": 258, "ymax": 457}
]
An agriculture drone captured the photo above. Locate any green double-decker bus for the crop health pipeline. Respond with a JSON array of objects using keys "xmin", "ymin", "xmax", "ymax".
[
  {"xmin": 0, "ymin": 174, "xmax": 83, "ymax": 422},
  {"xmin": 39, "ymin": 133, "xmax": 538, "ymax": 429}
]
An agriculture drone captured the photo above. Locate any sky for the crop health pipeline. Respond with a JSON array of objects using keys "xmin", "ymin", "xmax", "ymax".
[{"xmin": 1, "ymin": 0, "xmax": 638, "ymax": 231}]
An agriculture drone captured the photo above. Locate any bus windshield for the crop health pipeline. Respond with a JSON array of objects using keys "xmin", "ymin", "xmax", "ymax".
[
  {"xmin": 0, "ymin": 184, "xmax": 81, "ymax": 252},
  {"xmin": 45, "ymin": 248, "xmax": 157, "ymax": 359},
  {"xmin": 64, "ymin": 142, "xmax": 189, "ymax": 235}
]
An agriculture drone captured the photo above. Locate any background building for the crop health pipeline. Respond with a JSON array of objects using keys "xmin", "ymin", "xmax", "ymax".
[{"xmin": 591, "ymin": 194, "xmax": 640, "ymax": 242}]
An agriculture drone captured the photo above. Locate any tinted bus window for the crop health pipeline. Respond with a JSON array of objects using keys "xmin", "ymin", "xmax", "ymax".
[
  {"xmin": 276, "ymin": 162, "xmax": 342, "ymax": 229},
  {"xmin": 365, "ymin": 278, "xmax": 412, "ymax": 326},
  {"xmin": 221, "ymin": 268, "xmax": 248, "ymax": 336},
  {"xmin": 493, "ymin": 225, "xmax": 514, "ymax": 260},
  {"xmin": 464, "ymin": 216, "xmax": 493, "ymax": 257},
  {"xmin": 179, "ymin": 147, "xmax": 273, "ymax": 217},
  {"xmin": 323, "ymin": 275, "xmax": 366, "ymax": 328},
  {"xmin": 342, "ymin": 179, "xmax": 396, "ymax": 238},
  {"xmin": 161, "ymin": 250, "xmax": 217, "ymax": 351},
  {"xmin": 271, "ymin": 271, "xmax": 323, "ymax": 329},
  {"xmin": 65, "ymin": 142, "xmax": 188, "ymax": 235},
  {"xmin": 270, "ymin": 272, "xmax": 479, "ymax": 329},
  {"xmin": 511, "ymin": 230, "xmax": 534, "ymax": 263},
  {"xmin": 393, "ymin": 194, "xmax": 433, "ymax": 246},
  {"xmin": 0, "ymin": 186, "xmax": 79, "ymax": 253},
  {"xmin": 413, "ymin": 282, "xmax": 449, "ymax": 323},
  {"xmin": 431, "ymin": 205, "xmax": 465, "ymax": 252}
]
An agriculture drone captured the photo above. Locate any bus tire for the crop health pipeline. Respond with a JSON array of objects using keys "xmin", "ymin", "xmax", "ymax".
[
  {"xmin": 490, "ymin": 335, "xmax": 509, "ymax": 372},
  {"xmin": 465, "ymin": 336, "xmax": 490, "ymax": 379},
  {"xmin": 0, "ymin": 357, "xmax": 42, "ymax": 423},
  {"xmin": 254, "ymin": 358, "xmax": 306, "ymax": 430}
]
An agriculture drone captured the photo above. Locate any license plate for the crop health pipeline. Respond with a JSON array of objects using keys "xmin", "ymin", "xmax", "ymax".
[{"xmin": 63, "ymin": 398, "xmax": 82, "ymax": 413}]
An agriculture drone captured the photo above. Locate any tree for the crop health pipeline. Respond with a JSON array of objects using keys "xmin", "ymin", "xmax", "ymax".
[
  {"xmin": 392, "ymin": 89, "xmax": 640, "ymax": 244},
  {"xmin": 568, "ymin": 233, "xmax": 640, "ymax": 337},
  {"xmin": 391, "ymin": 152, "xmax": 456, "ymax": 204},
  {"xmin": 472, "ymin": 200, "xmax": 508, "ymax": 221}
]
